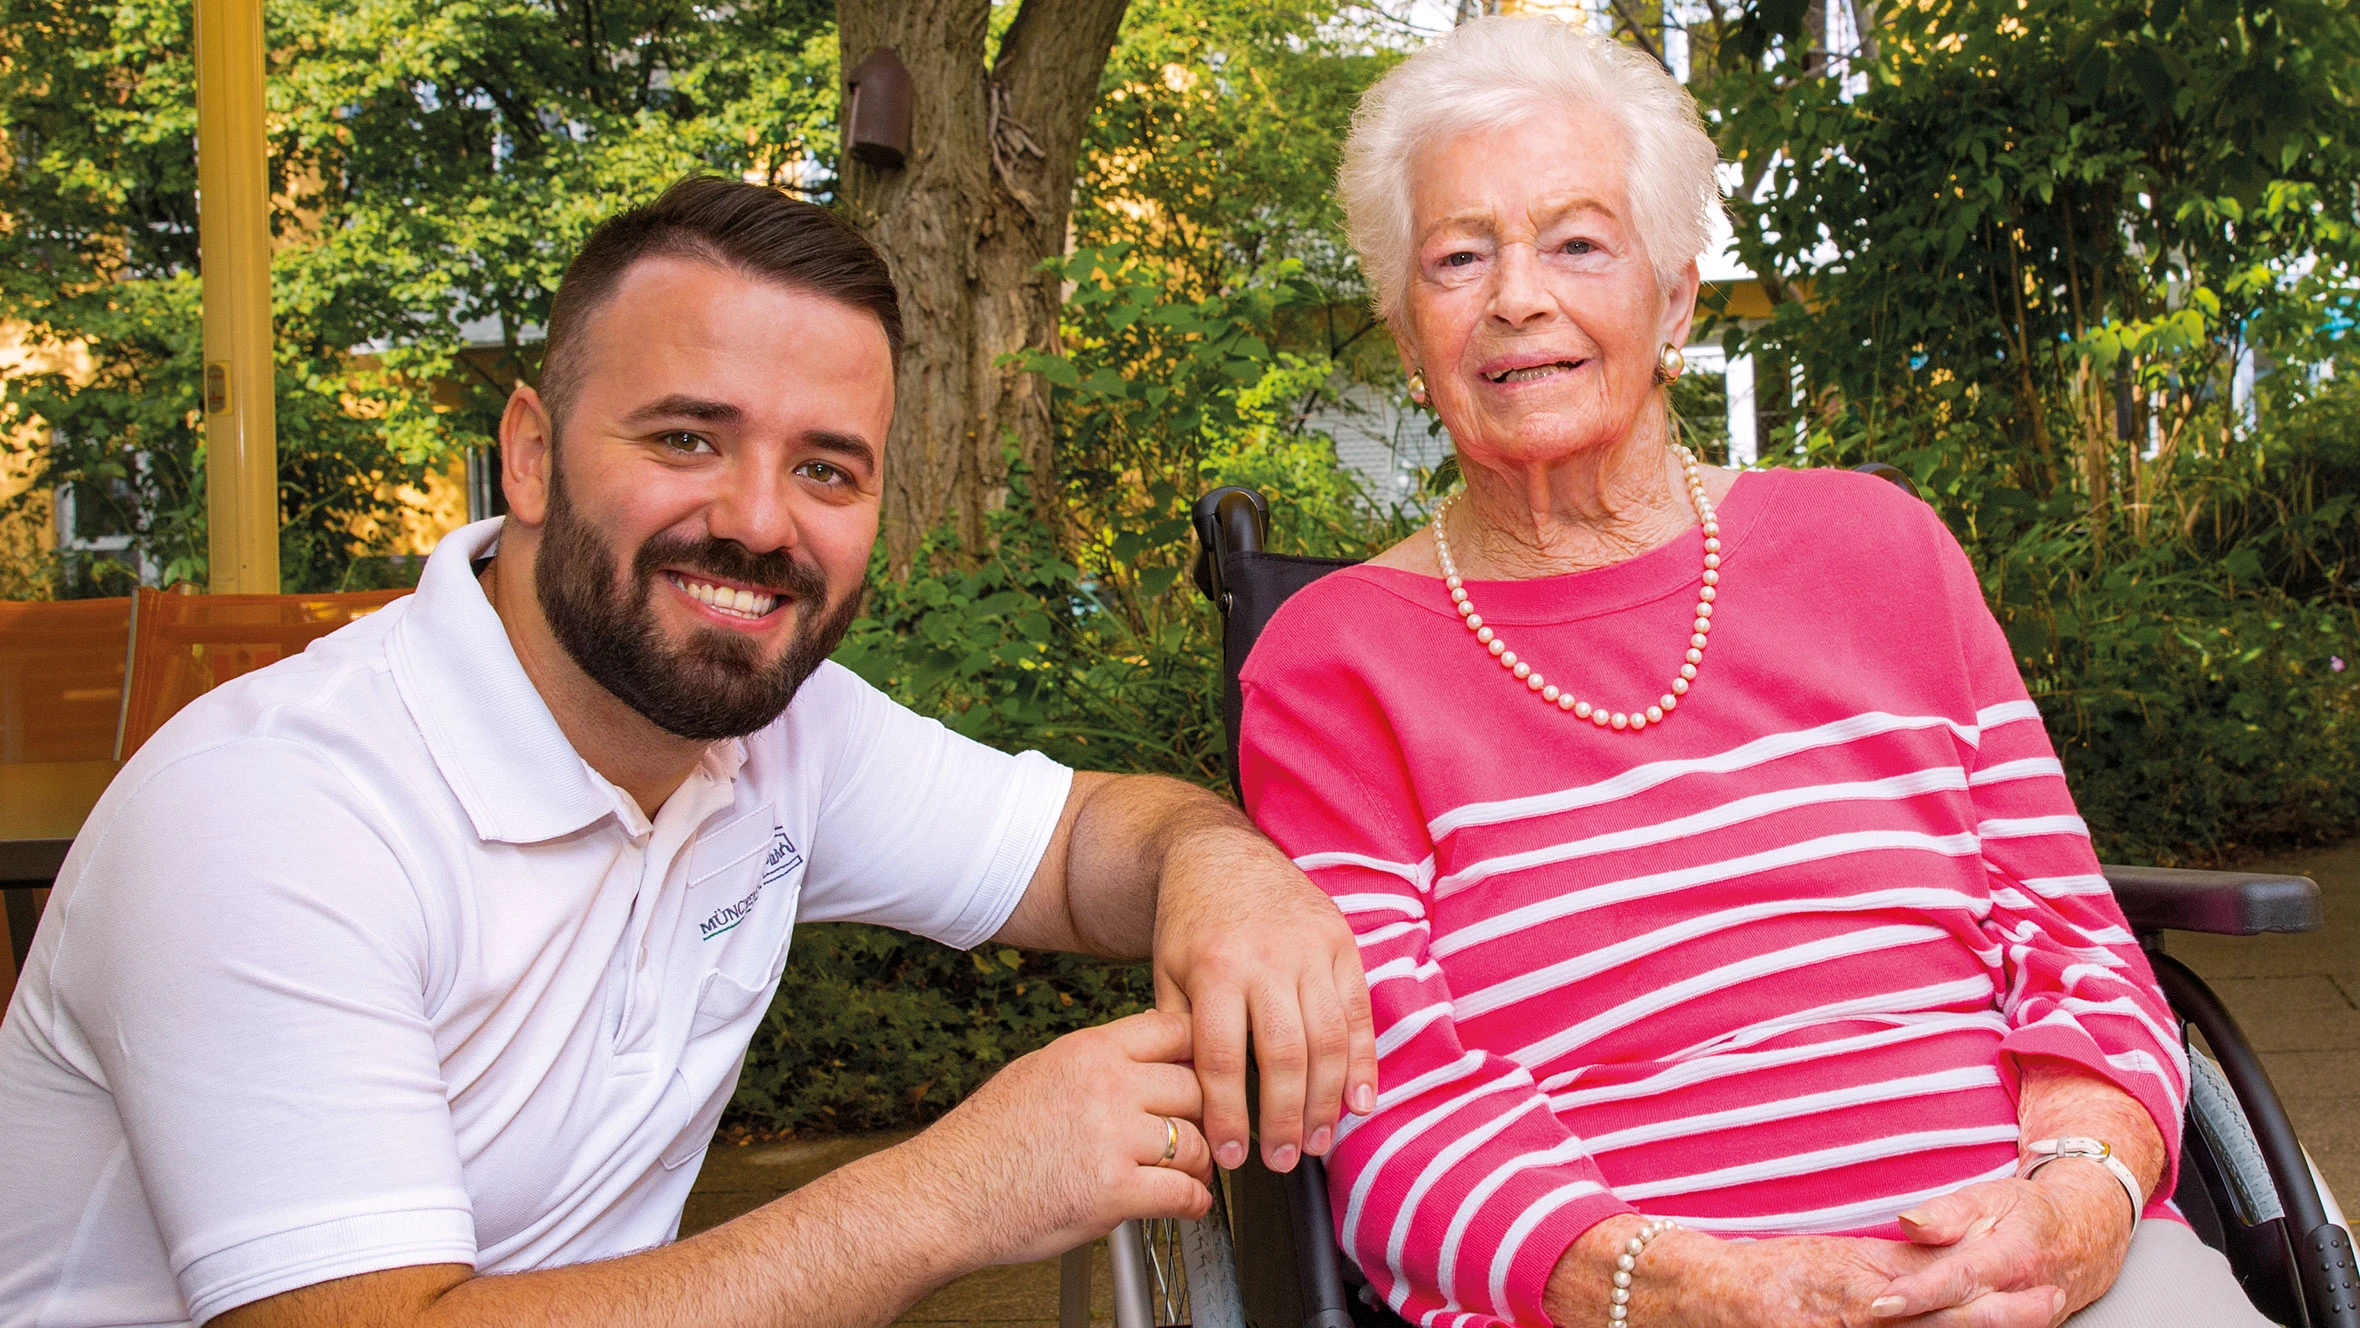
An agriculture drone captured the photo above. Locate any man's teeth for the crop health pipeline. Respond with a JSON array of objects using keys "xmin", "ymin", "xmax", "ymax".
[
  {"xmin": 1490, "ymin": 361, "xmax": 1579, "ymax": 383},
  {"xmin": 672, "ymin": 574, "xmax": 778, "ymax": 619}
]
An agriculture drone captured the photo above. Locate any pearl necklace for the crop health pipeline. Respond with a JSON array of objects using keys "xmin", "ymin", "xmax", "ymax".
[{"xmin": 1432, "ymin": 444, "xmax": 1720, "ymax": 734}]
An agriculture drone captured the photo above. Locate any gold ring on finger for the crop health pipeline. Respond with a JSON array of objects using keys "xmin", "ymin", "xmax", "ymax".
[{"xmin": 1158, "ymin": 1116, "xmax": 1180, "ymax": 1165}]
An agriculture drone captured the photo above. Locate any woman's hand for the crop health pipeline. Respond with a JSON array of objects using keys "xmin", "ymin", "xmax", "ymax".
[
  {"xmin": 1547, "ymin": 1221, "xmax": 2062, "ymax": 1328},
  {"xmin": 1867, "ymin": 1164, "xmax": 2136, "ymax": 1325}
]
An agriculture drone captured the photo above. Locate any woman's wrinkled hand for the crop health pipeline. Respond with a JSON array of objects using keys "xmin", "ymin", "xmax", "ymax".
[
  {"xmin": 1555, "ymin": 1221, "xmax": 2069, "ymax": 1328},
  {"xmin": 1868, "ymin": 1166, "xmax": 2138, "ymax": 1326}
]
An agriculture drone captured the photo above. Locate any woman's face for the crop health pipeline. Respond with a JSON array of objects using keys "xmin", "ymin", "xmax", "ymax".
[{"xmin": 1398, "ymin": 113, "xmax": 1699, "ymax": 472}]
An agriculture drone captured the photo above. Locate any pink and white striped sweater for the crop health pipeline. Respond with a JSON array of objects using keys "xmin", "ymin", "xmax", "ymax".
[{"xmin": 1238, "ymin": 467, "xmax": 2187, "ymax": 1328}]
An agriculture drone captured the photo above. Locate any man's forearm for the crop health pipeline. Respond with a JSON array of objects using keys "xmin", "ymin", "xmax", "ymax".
[
  {"xmin": 1054, "ymin": 773, "xmax": 1258, "ymax": 957},
  {"xmin": 222, "ymin": 1135, "xmax": 983, "ymax": 1328},
  {"xmin": 462, "ymin": 1139, "xmax": 975, "ymax": 1328}
]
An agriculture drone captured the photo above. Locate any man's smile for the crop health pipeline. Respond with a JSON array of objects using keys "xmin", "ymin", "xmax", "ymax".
[{"xmin": 664, "ymin": 570, "xmax": 784, "ymax": 623}]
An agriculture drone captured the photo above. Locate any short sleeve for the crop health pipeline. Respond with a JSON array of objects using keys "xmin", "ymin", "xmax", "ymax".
[
  {"xmin": 795, "ymin": 665, "xmax": 1074, "ymax": 949},
  {"xmin": 45, "ymin": 742, "xmax": 475, "ymax": 1324}
]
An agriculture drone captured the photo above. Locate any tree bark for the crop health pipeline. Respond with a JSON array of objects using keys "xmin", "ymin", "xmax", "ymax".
[{"xmin": 836, "ymin": 0, "xmax": 1130, "ymax": 572}]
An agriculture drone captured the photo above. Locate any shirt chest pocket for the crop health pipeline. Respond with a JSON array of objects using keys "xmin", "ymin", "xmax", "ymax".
[{"xmin": 684, "ymin": 808, "xmax": 805, "ymax": 1038}]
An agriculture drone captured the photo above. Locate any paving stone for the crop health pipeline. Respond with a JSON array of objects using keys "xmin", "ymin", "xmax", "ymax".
[
  {"xmin": 2281, "ymin": 1096, "xmax": 2360, "ymax": 1211},
  {"xmin": 2247, "ymin": 1050, "xmax": 2360, "ymax": 1099}
]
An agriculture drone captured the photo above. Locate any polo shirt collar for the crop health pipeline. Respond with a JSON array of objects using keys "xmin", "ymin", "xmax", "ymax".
[{"xmin": 388, "ymin": 518, "xmax": 622, "ymax": 845}]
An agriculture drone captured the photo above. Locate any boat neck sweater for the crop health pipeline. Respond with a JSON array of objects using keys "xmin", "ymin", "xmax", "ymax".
[{"xmin": 1237, "ymin": 466, "xmax": 2187, "ymax": 1328}]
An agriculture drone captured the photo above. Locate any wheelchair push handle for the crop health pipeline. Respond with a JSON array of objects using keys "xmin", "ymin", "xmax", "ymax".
[{"xmin": 1191, "ymin": 487, "xmax": 1272, "ymax": 607}]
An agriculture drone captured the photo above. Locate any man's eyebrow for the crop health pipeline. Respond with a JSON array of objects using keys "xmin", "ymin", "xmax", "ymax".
[
  {"xmin": 621, "ymin": 394, "xmax": 745, "ymax": 427},
  {"xmin": 805, "ymin": 430, "xmax": 878, "ymax": 470}
]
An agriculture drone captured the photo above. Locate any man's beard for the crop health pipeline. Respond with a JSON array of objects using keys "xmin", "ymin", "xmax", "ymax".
[{"xmin": 533, "ymin": 469, "xmax": 864, "ymax": 741}]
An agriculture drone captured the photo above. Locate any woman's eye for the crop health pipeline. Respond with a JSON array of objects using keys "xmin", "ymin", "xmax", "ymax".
[
  {"xmin": 1442, "ymin": 250, "xmax": 1478, "ymax": 268},
  {"xmin": 658, "ymin": 431, "xmax": 714, "ymax": 455},
  {"xmin": 1562, "ymin": 239, "xmax": 1596, "ymax": 256}
]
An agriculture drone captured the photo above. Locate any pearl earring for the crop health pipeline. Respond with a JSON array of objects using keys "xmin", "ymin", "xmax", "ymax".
[
  {"xmin": 1656, "ymin": 343, "xmax": 1686, "ymax": 383},
  {"xmin": 1408, "ymin": 370, "xmax": 1427, "ymax": 404}
]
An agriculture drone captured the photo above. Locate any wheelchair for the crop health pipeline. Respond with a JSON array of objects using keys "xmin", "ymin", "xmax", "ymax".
[{"xmin": 1066, "ymin": 475, "xmax": 2358, "ymax": 1328}]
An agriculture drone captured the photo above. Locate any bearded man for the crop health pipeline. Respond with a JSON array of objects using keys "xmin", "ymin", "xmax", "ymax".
[{"xmin": 0, "ymin": 177, "xmax": 1375, "ymax": 1328}]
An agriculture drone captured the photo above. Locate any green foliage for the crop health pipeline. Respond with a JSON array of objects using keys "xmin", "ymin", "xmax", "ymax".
[
  {"xmin": 0, "ymin": 0, "xmax": 837, "ymax": 593},
  {"xmin": 1710, "ymin": 0, "xmax": 2360, "ymax": 863},
  {"xmin": 733, "ymin": 925, "xmax": 1151, "ymax": 1134}
]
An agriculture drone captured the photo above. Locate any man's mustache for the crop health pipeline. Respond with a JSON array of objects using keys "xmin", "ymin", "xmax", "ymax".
[{"xmin": 633, "ymin": 534, "xmax": 829, "ymax": 605}]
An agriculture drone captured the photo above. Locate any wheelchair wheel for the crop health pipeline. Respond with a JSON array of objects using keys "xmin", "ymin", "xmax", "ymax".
[{"xmin": 1107, "ymin": 1178, "xmax": 1246, "ymax": 1328}]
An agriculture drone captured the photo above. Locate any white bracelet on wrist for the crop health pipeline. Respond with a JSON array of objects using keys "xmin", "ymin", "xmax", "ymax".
[
  {"xmin": 1607, "ymin": 1218, "xmax": 1680, "ymax": 1325},
  {"xmin": 2018, "ymin": 1136, "xmax": 2145, "ymax": 1222}
]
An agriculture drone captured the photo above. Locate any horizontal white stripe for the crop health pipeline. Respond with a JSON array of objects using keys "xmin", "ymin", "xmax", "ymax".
[
  {"xmin": 1510, "ymin": 925, "xmax": 1953, "ymax": 1070},
  {"xmin": 1486, "ymin": 1180, "xmax": 1607, "ymax": 1317},
  {"xmin": 1584, "ymin": 1066, "xmax": 2004, "ymax": 1154},
  {"xmin": 1427, "ymin": 711, "xmax": 1982, "ymax": 839},
  {"xmin": 1657, "ymin": 1159, "xmax": 2019, "ymax": 1234},
  {"xmin": 1334, "ymin": 893, "xmax": 1425, "ymax": 919},
  {"xmin": 1614, "ymin": 1124, "xmax": 2020, "ymax": 1201},
  {"xmin": 1976, "ymin": 700, "xmax": 2043, "ymax": 729},
  {"xmin": 1295, "ymin": 851, "xmax": 1433, "ymax": 889},
  {"xmin": 1660, "ymin": 978, "xmax": 2003, "ymax": 1065},
  {"xmin": 1343, "ymin": 1071, "xmax": 1531, "ymax": 1251},
  {"xmin": 1386, "ymin": 1097, "xmax": 1549, "ymax": 1287},
  {"xmin": 2055, "ymin": 995, "xmax": 2190, "ymax": 1101},
  {"xmin": 1355, "ymin": 919, "xmax": 1426, "ymax": 950},
  {"xmin": 1549, "ymin": 1014, "xmax": 2009, "ymax": 1108},
  {"xmin": 1338, "ymin": 1052, "xmax": 1481, "ymax": 1149},
  {"xmin": 1434, "ymin": 1138, "xmax": 1590, "ymax": 1309},
  {"xmin": 2107, "ymin": 1047, "xmax": 2191, "ymax": 1106},
  {"xmin": 1365, "ymin": 956, "xmax": 1439, "ymax": 987},
  {"xmin": 1435, "ymin": 767, "xmax": 1971, "ymax": 898},
  {"xmin": 1368, "ymin": 1052, "xmax": 1488, "ymax": 1116},
  {"xmin": 1430, "ymin": 830, "xmax": 1981, "ymax": 960},
  {"xmin": 1455, "ymin": 886, "xmax": 1982, "ymax": 1022},
  {"xmin": 2020, "ymin": 873, "xmax": 2113, "ymax": 898},
  {"xmin": 1969, "ymin": 755, "xmax": 2064, "ymax": 786},
  {"xmin": 1377, "ymin": 1002, "xmax": 1456, "ymax": 1058},
  {"xmin": 1978, "ymin": 814, "xmax": 2091, "ymax": 840}
]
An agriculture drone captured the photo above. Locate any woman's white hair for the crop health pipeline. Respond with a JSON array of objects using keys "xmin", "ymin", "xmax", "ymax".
[{"xmin": 1338, "ymin": 15, "xmax": 1725, "ymax": 325}]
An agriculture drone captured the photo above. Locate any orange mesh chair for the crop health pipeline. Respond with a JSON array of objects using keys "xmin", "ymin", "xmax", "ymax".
[
  {"xmin": 115, "ymin": 587, "xmax": 410, "ymax": 760},
  {"xmin": 0, "ymin": 598, "xmax": 134, "ymax": 765}
]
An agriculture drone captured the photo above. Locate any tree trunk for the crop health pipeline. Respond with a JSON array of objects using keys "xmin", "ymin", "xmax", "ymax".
[{"xmin": 836, "ymin": 0, "xmax": 1130, "ymax": 573}]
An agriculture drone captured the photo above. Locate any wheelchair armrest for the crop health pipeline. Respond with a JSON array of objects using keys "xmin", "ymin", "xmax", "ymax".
[{"xmin": 2102, "ymin": 864, "xmax": 2323, "ymax": 936}]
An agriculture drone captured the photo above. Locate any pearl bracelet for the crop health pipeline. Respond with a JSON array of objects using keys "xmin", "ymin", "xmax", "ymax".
[{"xmin": 1607, "ymin": 1218, "xmax": 1680, "ymax": 1324}]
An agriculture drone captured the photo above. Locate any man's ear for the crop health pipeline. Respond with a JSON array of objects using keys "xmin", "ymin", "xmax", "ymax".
[{"xmin": 500, "ymin": 385, "xmax": 556, "ymax": 526}]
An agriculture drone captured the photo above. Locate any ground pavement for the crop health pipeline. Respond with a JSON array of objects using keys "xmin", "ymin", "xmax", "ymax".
[{"xmin": 684, "ymin": 838, "xmax": 2360, "ymax": 1327}]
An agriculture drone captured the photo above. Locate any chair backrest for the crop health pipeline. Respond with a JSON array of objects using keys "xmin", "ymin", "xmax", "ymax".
[
  {"xmin": 116, "ymin": 586, "xmax": 410, "ymax": 760},
  {"xmin": 0, "ymin": 598, "xmax": 134, "ymax": 764}
]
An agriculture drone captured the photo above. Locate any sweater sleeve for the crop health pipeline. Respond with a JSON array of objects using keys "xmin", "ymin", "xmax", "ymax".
[
  {"xmin": 1241, "ymin": 646, "xmax": 1632, "ymax": 1328},
  {"xmin": 1930, "ymin": 515, "xmax": 2189, "ymax": 1207}
]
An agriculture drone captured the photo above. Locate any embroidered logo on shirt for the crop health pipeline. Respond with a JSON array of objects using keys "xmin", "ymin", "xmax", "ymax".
[
  {"xmin": 761, "ymin": 828, "xmax": 803, "ymax": 885},
  {"xmin": 700, "ymin": 830, "xmax": 801, "ymax": 941}
]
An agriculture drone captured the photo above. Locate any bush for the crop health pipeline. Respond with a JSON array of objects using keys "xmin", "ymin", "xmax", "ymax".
[{"xmin": 732, "ymin": 926, "xmax": 1152, "ymax": 1134}]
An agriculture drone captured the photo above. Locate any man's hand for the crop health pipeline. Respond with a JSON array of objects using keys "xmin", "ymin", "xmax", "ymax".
[
  {"xmin": 919, "ymin": 1009, "xmax": 1217, "ymax": 1266},
  {"xmin": 1150, "ymin": 817, "xmax": 1378, "ymax": 1173},
  {"xmin": 997, "ymin": 772, "xmax": 1377, "ymax": 1176}
]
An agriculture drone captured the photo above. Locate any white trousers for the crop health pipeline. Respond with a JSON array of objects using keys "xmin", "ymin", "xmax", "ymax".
[{"xmin": 2067, "ymin": 1219, "xmax": 2281, "ymax": 1326}]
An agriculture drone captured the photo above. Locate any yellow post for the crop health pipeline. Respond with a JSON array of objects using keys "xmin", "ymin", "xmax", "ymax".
[{"xmin": 195, "ymin": 0, "xmax": 279, "ymax": 593}]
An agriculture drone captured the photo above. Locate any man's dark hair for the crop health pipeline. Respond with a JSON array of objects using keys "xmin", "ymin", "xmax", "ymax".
[{"xmin": 536, "ymin": 175, "xmax": 903, "ymax": 427}]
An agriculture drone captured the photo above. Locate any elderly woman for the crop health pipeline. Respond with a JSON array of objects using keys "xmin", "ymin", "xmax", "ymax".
[{"xmin": 1239, "ymin": 17, "xmax": 2268, "ymax": 1328}]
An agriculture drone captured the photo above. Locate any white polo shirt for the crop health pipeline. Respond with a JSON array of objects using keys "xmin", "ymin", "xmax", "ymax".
[{"xmin": 0, "ymin": 518, "xmax": 1073, "ymax": 1328}]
